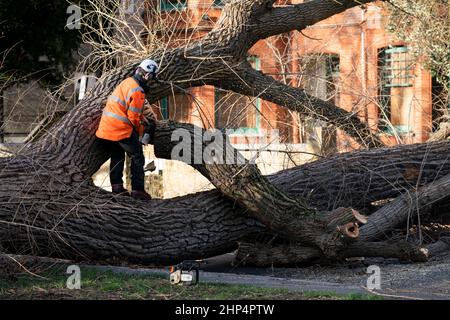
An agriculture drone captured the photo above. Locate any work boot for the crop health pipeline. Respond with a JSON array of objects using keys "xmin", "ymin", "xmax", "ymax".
[
  {"xmin": 111, "ymin": 184, "xmax": 130, "ymax": 196},
  {"xmin": 131, "ymin": 190, "xmax": 152, "ymax": 200}
]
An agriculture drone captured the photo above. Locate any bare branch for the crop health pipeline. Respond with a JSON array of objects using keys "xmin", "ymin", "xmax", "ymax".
[
  {"xmin": 251, "ymin": 0, "xmax": 384, "ymax": 49},
  {"xmin": 222, "ymin": 63, "xmax": 383, "ymax": 148}
]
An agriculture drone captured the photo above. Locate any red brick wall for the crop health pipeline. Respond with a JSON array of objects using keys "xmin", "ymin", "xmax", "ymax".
[{"xmin": 145, "ymin": 1, "xmax": 432, "ymax": 149}]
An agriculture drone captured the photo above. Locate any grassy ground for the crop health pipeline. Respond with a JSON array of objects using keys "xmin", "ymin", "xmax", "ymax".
[{"xmin": 0, "ymin": 266, "xmax": 382, "ymax": 300}]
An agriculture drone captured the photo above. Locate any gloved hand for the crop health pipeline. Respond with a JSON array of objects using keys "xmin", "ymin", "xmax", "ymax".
[
  {"xmin": 140, "ymin": 118, "xmax": 156, "ymax": 145},
  {"xmin": 141, "ymin": 133, "xmax": 151, "ymax": 145}
]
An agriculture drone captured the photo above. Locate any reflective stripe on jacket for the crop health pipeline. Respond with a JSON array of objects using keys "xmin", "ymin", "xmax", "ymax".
[{"xmin": 96, "ymin": 77, "xmax": 146, "ymax": 141}]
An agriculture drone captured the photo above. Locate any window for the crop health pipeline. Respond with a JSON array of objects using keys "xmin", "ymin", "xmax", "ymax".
[
  {"xmin": 379, "ymin": 46, "xmax": 414, "ymax": 88},
  {"xmin": 213, "ymin": 0, "xmax": 224, "ymax": 6},
  {"xmin": 159, "ymin": 97, "xmax": 169, "ymax": 119},
  {"xmin": 297, "ymin": 54, "xmax": 339, "ymax": 153},
  {"xmin": 159, "ymin": 0, "xmax": 187, "ymax": 11},
  {"xmin": 300, "ymin": 54, "xmax": 340, "ymax": 104},
  {"xmin": 378, "ymin": 46, "xmax": 415, "ymax": 133},
  {"xmin": 158, "ymin": 93, "xmax": 191, "ymax": 121},
  {"xmin": 214, "ymin": 56, "xmax": 261, "ymax": 134}
]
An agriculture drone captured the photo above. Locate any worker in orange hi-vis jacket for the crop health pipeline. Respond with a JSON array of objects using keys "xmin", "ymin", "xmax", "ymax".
[{"xmin": 96, "ymin": 59, "xmax": 159, "ymax": 200}]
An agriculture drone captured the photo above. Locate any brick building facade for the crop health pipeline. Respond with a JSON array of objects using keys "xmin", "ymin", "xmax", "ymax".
[{"xmin": 143, "ymin": 0, "xmax": 433, "ymax": 153}]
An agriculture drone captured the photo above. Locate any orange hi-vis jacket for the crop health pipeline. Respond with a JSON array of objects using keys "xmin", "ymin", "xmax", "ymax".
[{"xmin": 96, "ymin": 77, "xmax": 146, "ymax": 141}]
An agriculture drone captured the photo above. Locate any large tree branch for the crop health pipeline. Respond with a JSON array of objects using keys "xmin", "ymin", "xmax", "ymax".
[
  {"xmin": 204, "ymin": 0, "xmax": 383, "ymax": 57},
  {"xmin": 154, "ymin": 123, "xmax": 450, "ymax": 251},
  {"xmin": 253, "ymin": 0, "xmax": 383, "ymax": 43},
  {"xmin": 3, "ymin": 124, "xmax": 450, "ymax": 264},
  {"xmin": 152, "ymin": 121, "xmax": 450, "ymax": 253},
  {"xmin": 152, "ymin": 122, "xmax": 450, "ymax": 256},
  {"xmin": 272, "ymin": 141, "xmax": 450, "ymax": 211},
  {"xmin": 153, "ymin": 121, "xmax": 365, "ymax": 256},
  {"xmin": 360, "ymin": 172, "xmax": 450, "ymax": 241},
  {"xmin": 221, "ymin": 64, "xmax": 383, "ymax": 148},
  {"xmin": 235, "ymin": 239, "xmax": 428, "ymax": 267}
]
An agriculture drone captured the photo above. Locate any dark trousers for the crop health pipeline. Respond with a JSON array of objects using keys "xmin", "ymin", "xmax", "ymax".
[{"xmin": 103, "ymin": 131, "xmax": 145, "ymax": 191}]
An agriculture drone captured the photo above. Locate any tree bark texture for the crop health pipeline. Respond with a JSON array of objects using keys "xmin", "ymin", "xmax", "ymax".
[{"xmin": 2, "ymin": 0, "xmax": 448, "ymax": 266}]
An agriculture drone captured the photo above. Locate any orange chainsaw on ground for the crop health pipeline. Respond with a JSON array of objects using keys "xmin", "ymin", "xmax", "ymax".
[{"xmin": 169, "ymin": 260, "xmax": 200, "ymax": 286}]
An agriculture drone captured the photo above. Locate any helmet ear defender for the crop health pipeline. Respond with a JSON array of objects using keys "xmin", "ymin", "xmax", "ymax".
[
  {"xmin": 137, "ymin": 59, "xmax": 159, "ymax": 82},
  {"xmin": 148, "ymin": 71, "xmax": 158, "ymax": 82}
]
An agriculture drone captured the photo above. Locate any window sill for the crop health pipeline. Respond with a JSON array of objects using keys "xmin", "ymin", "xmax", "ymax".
[
  {"xmin": 227, "ymin": 128, "xmax": 263, "ymax": 137},
  {"xmin": 380, "ymin": 125, "xmax": 412, "ymax": 136},
  {"xmin": 159, "ymin": 4, "xmax": 187, "ymax": 12}
]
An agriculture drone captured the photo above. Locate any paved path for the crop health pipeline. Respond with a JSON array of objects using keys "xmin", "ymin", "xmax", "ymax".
[
  {"xmin": 93, "ymin": 264, "xmax": 369, "ymax": 296},
  {"xmin": 91, "ymin": 252, "xmax": 450, "ymax": 300},
  {"xmin": 12, "ymin": 252, "xmax": 448, "ymax": 299}
]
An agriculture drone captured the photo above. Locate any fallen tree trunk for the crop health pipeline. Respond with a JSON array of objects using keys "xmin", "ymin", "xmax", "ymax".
[
  {"xmin": 360, "ymin": 172, "xmax": 450, "ymax": 241},
  {"xmin": 153, "ymin": 121, "xmax": 366, "ymax": 256},
  {"xmin": 0, "ymin": 155, "xmax": 262, "ymax": 264},
  {"xmin": 235, "ymin": 240, "xmax": 429, "ymax": 267},
  {"xmin": 2, "ymin": 122, "xmax": 450, "ymax": 265},
  {"xmin": 3, "ymin": 0, "xmax": 450, "ymax": 267},
  {"xmin": 235, "ymin": 233, "xmax": 450, "ymax": 267},
  {"xmin": 0, "ymin": 121, "xmax": 364, "ymax": 264},
  {"xmin": 153, "ymin": 122, "xmax": 450, "ymax": 252},
  {"xmin": 271, "ymin": 141, "xmax": 450, "ymax": 211}
]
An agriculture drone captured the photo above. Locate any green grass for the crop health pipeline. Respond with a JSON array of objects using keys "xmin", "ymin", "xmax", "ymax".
[{"xmin": 0, "ymin": 266, "xmax": 382, "ymax": 300}]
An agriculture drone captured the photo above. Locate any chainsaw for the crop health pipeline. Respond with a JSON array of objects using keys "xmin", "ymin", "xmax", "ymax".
[{"xmin": 169, "ymin": 260, "xmax": 200, "ymax": 286}]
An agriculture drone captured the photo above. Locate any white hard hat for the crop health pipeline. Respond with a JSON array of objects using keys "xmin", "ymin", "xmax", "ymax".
[{"xmin": 139, "ymin": 59, "xmax": 159, "ymax": 74}]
